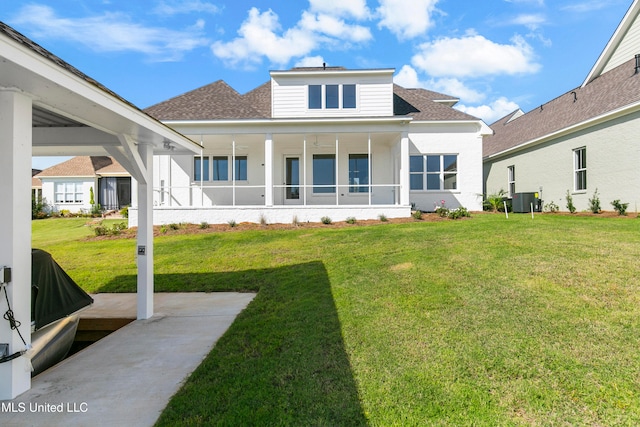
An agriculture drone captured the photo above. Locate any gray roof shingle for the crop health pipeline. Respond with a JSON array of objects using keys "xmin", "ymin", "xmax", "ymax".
[
  {"xmin": 145, "ymin": 77, "xmax": 479, "ymax": 122},
  {"xmin": 485, "ymin": 56, "xmax": 640, "ymax": 158}
]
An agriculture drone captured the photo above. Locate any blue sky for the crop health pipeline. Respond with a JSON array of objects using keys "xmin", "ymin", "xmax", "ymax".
[{"xmin": 3, "ymin": 0, "xmax": 632, "ymax": 169}]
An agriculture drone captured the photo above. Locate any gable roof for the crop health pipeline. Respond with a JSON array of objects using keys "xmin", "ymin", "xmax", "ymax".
[
  {"xmin": 583, "ymin": 0, "xmax": 640, "ymax": 86},
  {"xmin": 484, "ymin": 56, "xmax": 640, "ymax": 159},
  {"xmin": 36, "ymin": 156, "xmax": 127, "ymax": 178},
  {"xmin": 145, "ymin": 77, "xmax": 479, "ymax": 123}
]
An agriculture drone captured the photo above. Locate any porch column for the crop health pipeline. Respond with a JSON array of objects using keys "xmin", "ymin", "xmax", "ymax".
[
  {"xmin": 400, "ymin": 131, "xmax": 410, "ymax": 206},
  {"xmin": 0, "ymin": 90, "xmax": 32, "ymax": 399},
  {"xmin": 264, "ymin": 134, "xmax": 273, "ymax": 206},
  {"xmin": 136, "ymin": 142, "xmax": 154, "ymax": 320}
]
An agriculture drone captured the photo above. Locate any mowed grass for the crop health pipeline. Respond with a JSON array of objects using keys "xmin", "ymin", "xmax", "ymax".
[{"xmin": 33, "ymin": 214, "xmax": 640, "ymax": 425}]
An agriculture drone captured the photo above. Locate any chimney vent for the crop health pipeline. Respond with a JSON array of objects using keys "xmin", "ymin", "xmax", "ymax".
[
  {"xmin": 635, "ymin": 54, "xmax": 640, "ymax": 74},
  {"xmin": 323, "ymin": 62, "xmax": 326, "ymax": 70}
]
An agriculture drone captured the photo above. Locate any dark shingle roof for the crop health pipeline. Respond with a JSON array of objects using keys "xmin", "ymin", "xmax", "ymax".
[
  {"xmin": 485, "ymin": 56, "xmax": 640, "ymax": 158},
  {"xmin": 145, "ymin": 79, "xmax": 479, "ymax": 122}
]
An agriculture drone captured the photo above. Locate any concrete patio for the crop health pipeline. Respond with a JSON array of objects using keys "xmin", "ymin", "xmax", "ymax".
[{"xmin": 0, "ymin": 292, "xmax": 255, "ymax": 427}]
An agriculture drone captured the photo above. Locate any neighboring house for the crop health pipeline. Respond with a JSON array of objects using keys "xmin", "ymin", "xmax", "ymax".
[
  {"xmin": 484, "ymin": 0, "xmax": 640, "ymax": 212},
  {"xmin": 36, "ymin": 156, "xmax": 131, "ymax": 213},
  {"xmin": 139, "ymin": 66, "xmax": 491, "ymax": 225},
  {"xmin": 32, "ymin": 169, "xmax": 42, "ymax": 204}
]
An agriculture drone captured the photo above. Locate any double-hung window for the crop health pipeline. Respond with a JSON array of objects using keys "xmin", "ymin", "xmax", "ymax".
[
  {"xmin": 313, "ymin": 154, "xmax": 336, "ymax": 193},
  {"xmin": 410, "ymin": 155, "xmax": 458, "ymax": 191},
  {"xmin": 234, "ymin": 156, "xmax": 247, "ymax": 181},
  {"xmin": 574, "ymin": 147, "xmax": 586, "ymax": 191},
  {"xmin": 349, "ymin": 154, "xmax": 369, "ymax": 193},
  {"xmin": 309, "ymin": 85, "xmax": 322, "ymax": 109},
  {"xmin": 508, "ymin": 166, "xmax": 515, "ymax": 197},
  {"xmin": 193, "ymin": 156, "xmax": 210, "ymax": 181}
]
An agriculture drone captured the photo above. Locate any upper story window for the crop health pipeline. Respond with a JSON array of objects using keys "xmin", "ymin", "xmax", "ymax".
[{"xmin": 308, "ymin": 84, "xmax": 357, "ymax": 110}]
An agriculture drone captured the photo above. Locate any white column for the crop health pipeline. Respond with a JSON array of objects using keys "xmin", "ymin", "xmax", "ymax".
[
  {"xmin": 136, "ymin": 143, "xmax": 154, "ymax": 320},
  {"xmin": 0, "ymin": 90, "xmax": 32, "ymax": 399},
  {"xmin": 400, "ymin": 132, "xmax": 410, "ymax": 206},
  {"xmin": 264, "ymin": 134, "xmax": 273, "ymax": 206}
]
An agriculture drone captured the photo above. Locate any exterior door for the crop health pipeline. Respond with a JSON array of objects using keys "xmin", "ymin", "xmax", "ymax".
[{"xmin": 285, "ymin": 157, "xmax": 301, "ymax": 204}]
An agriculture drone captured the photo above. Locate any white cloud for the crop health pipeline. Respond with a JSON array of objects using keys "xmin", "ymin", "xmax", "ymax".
[
  {"xmin": 412, "ymin": 34, "xmax": 540, "ymax": 78},
  {"xmin": 560, "ymin": 2, "xmax": 608, "ymax": 13},
  {"xmin": 153, "ymin": 0, "xmax": 220, "ymax": 16},
  {"xmin": 394, "ymin": 65, "xmax": 485, "ymax": 104},
  {"xmin": 11, "ymin": 4, "xmax": 208, "ymax": 62},
  {"xmin": 376, "ymin": 0, "xmax": 440, "ymax": 39},
  {"xmin": 295, "ymin": 55, "xmax": 326, "ymax": 68},
  {"xmin": 455, "ymin": 97, "xmax": 520, "ymax": 123},
  {"xmin": 212, "ymin": 7, "xmax": 372, "ymax": 68},
  {"xmin": 309, "ymin": 0, "xmax": 370, "ymax": 20},
  {"xmin": 299, "ymin": 12, "xmax": 372, "ymax": 42},
  {"xmin": 211, "ymin": 8, "xmax": 317, "ymax": 67},
  {"xmin": 508, "ymin": 14, "xmax": 546, "ymax": 30}
]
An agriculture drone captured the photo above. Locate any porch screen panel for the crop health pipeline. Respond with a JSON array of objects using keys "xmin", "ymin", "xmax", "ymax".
[
  {"xmin": 313, "ymin": 154, "xmax": 336, "ymax": 193},
  {"xmin": 234, "ymin": 156, "xmax": 247, "ymax": 181},
  {"xmin": 99, "ymin": 177, "xmax": 118, "ymax": 210}
]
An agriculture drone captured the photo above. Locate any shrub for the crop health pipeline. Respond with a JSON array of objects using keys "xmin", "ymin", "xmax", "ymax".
[
  {"xmin": 321, "ymin": 216, "xmax": 332, "ymax": 225},
  {"xmin": 92, "ymin": 222, "xmax": 127, "ymax": 237},
  {"xmin": 120, "ymin": 206, "xmax": 129, "ymax": 218},
  {"xmin": 588, "ymin": 188, "xmax": 601, "ymax": 214},
  {"xmin": 32, "ymin": 197, "xmax": 49, "ymax": 219},
  {"xmin": 545, "ymin": 201, "xmax": 559, "ymax": 213},
  {"xmin": 611, "ymin": 199, "xmax": 629, "ymax": 215},
  {"xmin": 260, "ymin": 214, "xmax": 268, "ymax": 226},
  {"xmin": 90, "ymin": 203, "xmax": 102, "ymax": 216},
  {"xmin": 484, "ymin": 189, "xmax": 507, "ymax": 212},
  {"xmin": 199, "ymin": 221, "xmax": 209, "ymax": 229},
  {"xmin": 565, "ymin": 190, "xmax": 576, "ymax": 214},
  {"xmin": 346, "ymin": 217, "xmax": 357, "ymax": 224},
  {"xmin": 412, "ymin": 210, "xmax": 423, "ymax": 220},
  {"xmin": 448, "ymin": 207, "xmax": 471, "ymax": 220},
  {"xmin": 169, "ymin": 223, "xmax": 180, "ymax": 230},
  {"xmin": 228, "ymin": 219, "xmax": 237, "ymax": 228},
  {"xmin": 160, "ymin": 225, "xmax": 168, "ymax": 234},
  {"xmin": 378, "ymin": 214, "xmax": 388, "ymax": 222},
  {"xmin": 435, "ymin": 201, "xmax": 449, "ymax": 218}
]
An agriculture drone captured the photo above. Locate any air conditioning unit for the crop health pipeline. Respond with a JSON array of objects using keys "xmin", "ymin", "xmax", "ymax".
[{"xmin": 511, "ymin": 192, "xmax": 542, "ymax": 213}]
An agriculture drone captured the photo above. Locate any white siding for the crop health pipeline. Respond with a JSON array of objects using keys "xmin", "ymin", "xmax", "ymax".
[
  {"xmin": 271, "ymin": 74, "xmax": 393, "ymax": 118},
  {"xmin": 603, "ymin": 13, "xmax": 640, "ymax": 74}
]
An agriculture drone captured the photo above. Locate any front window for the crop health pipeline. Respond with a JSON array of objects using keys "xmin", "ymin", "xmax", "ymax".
[
  {"xmin": 574, "ymin": 147, "xmax": 586, "ymax": 191},
  {"xmin": 54, "ymin": 182, "xmax": 83, "ymax": 203},
  {"xmin": 194, "ymin": 156, "xmax": 209, "ymax": 181},
  {"xmin": 309, "ymin": 85, "xmax": 322, "ymax": 109},
  {"xmin": 234, "ymin": 156, "xmax": 247, "ymax": 181},
  {"xmin": 410, "ymin": 154, "xmax": 458, "ymax": 191},
  {"xmin": 313, "ymin": 154, "xmax": 336, "ymax": 193},
  {"xmin": 349, "ymin": 154, "xmax": 369, "ymax": 193},
  {"xmin": 213, "ymin": 156, "xmax": 229, "ymax": 181}
]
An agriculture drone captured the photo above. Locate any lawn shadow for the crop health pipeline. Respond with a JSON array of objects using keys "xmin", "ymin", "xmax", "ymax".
[{"xmin": 100, "ymin": 262, "xmax": 368, "ymax": 426}]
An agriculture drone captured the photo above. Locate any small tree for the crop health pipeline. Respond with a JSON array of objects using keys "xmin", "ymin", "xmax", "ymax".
[{"xmin": 588, "ymin": 188, "xmax": 601, "ymax": 214}]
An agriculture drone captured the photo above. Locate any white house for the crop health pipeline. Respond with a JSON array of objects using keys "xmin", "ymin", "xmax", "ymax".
[
  {"xmin": 37, "ymin": 156, "xmax": 131, "ymax": 213},
  {"xmin": 136, "ymin": 66, "xmax": 491, "ymax": 226},
  {"xmin": 484, "ymin": 0, "xmax": 640, "ymax": 212}
]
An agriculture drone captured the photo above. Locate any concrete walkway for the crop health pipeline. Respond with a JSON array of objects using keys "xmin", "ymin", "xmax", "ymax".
[{"xmin": 0, "ymin": 292, "xmax": 255, "ymax": 427}]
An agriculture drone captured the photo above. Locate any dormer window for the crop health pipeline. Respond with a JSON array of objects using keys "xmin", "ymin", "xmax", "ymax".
[{"xmin": 308, "ymin": 84, "xmax": 357, "ymax": 110}]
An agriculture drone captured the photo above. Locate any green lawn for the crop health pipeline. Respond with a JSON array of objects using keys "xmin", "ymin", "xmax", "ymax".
[{"xmin": 33, "ymin": 214, "xmax": 640, "ymax": 425}]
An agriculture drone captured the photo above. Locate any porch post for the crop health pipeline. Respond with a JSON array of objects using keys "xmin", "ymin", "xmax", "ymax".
[
  {"xmin": 400, "ymin": 131, "xmax": 410, "ymax": 206},
  {"xmin": 264, "ymin": 134, "xmax": 273, "ymax": 206},
  {"xmin": 0, "ymin": 90, "xmax": 32, "ymax": 399},
  {"xmin": 335, "ymin": 134, "xmax": 339, "ymax": 206},
  {"xmin": 136, "ymin": 142, "xmax": 154, "ymax": 320}
]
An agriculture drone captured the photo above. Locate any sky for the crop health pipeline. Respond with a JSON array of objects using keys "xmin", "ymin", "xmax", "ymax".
[{"xmin": 2, "ymin": 0, "xmax": 633, "ymax": 169}]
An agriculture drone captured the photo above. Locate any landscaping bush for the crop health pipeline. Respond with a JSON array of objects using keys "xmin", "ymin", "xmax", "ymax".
[
  {"xmin": 611, "ymin": 199, "xmax": 629, "ymax": 215},
  {"xmin": 565, "ymin": 190, "xmax": 576, "ymax": 213},
  {"xmin": 412, "ymin": 210, "xmax": 423, "ymax": 220},
  {"xmin": 484, "ymin": 189, "xmax": 507, "ymax": 212},
  {"xmin": 588, "ymin": 188, "xmax": 601, "ymax": 213},
  {"xmin": 321, "ymin": 216, "xmax": 332, "ymax": 225},
  {"xmin": 346, "ymin": 217, "xmax": 357, "ymax": 224}
]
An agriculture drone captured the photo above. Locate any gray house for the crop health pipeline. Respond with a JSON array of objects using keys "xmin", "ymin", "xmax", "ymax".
[{"xmin": 484, "ymin": 0, "xmax": 640, "ymax": 213}]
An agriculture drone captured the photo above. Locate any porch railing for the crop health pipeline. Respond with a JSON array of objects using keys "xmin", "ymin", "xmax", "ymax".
[{"xmin": 153, "ymin": 183, "xmax": 401, "ymax": 207}]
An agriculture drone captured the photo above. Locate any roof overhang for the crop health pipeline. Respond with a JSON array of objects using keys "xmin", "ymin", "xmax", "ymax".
[
  {"xmin": 484, "ymin": 99, "xmax": 640, "ymax": 162},
  {"xmin": 0, "ymin": 23, "xmax": 202, "ymax": 169},
  {"xmin": 270, "ymin": 68, "xmax": 395, "ymax": 79}
]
